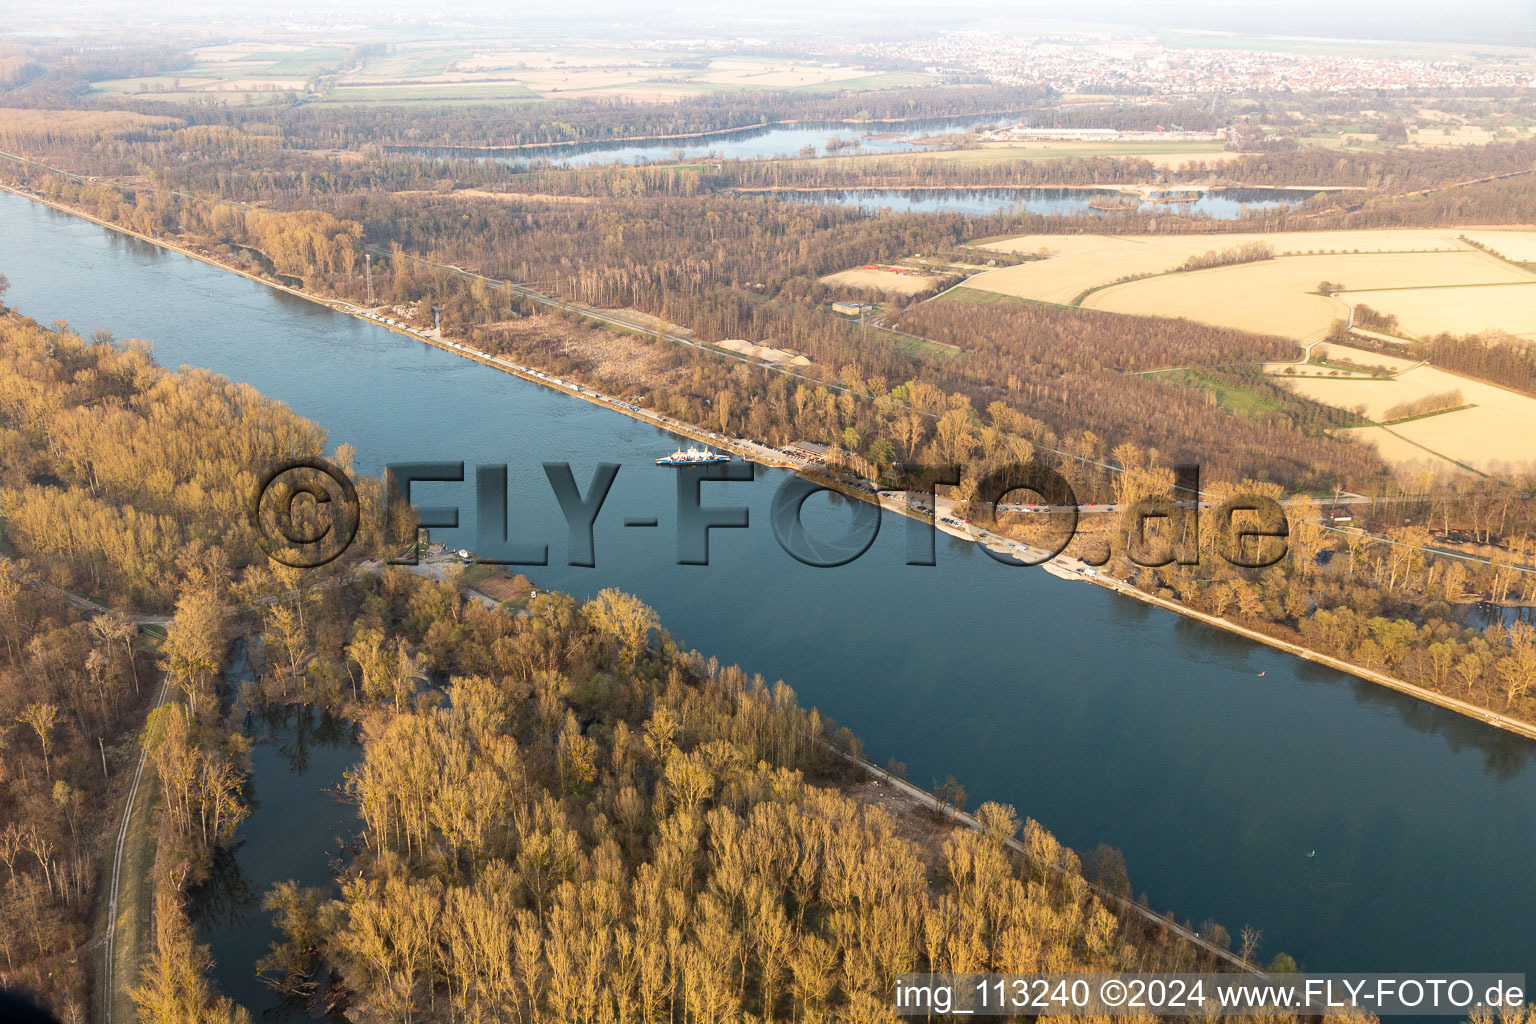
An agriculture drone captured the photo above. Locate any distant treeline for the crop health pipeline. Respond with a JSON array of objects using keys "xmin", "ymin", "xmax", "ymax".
[
  {"xmin": 1352, "ymin": 304, "xmax": 1402, "ymax": 336},
  {"xmin": 1176, "ymin": 242, "xmax": 1273, "ymax": 273},
  {"xmin": 1417, "ymin": 333, "xmax": 1536, "ymax": 397},
  {"xmin": 168, "ymin": 84, "xmax": 1055, "ymax": 149}
]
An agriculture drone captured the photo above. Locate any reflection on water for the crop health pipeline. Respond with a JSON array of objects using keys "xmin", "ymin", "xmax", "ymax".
[
  {"xmin": 189, "ymin": 647, "xmax": 361, "ymax": 1021},
  {"xmin": 1468, "ymin": 602, "xmax": 1536, "ymax": 629},
  {"xmin": 762, "ymin": 186, "xmax": 1325, "ymax": 219},
  {"xmin": 393, "ymin": 117, "xmax": 992, "ymax": 167},
  {"xmin": 193, "ymin": 846, "xmax": 259, "ymax": 933}
]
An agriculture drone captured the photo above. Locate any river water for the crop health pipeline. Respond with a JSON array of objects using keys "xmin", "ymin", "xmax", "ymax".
[{"xmin": 2, "ymin": 189, "xmax": 1534, "ymax": 1017}]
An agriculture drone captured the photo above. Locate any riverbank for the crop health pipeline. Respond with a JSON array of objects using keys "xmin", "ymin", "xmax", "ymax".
[{"xmin": 5, "ymin": 183, "xmax": 1534, "ymax": 747}]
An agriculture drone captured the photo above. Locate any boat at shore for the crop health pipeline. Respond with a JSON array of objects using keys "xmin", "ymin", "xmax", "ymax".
[{"xmin": 657, "ymin": 445, "xmax": 730, "ymax": 466}]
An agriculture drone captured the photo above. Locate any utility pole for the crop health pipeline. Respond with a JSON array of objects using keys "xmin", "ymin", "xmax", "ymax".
[{"xmin": 364, "ymin": 253, "xmax": 374, "ymax": 306}]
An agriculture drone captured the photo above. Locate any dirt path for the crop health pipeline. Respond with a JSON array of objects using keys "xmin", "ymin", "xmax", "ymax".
[{"xmin": 98, "ymin": 674, "xmax": 171, "ymax": 1024}]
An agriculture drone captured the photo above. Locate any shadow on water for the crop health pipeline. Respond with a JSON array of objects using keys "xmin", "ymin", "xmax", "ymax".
[
  {"xmin": 193, "ymin": 845, "xmax": 260, "ymax": 933},
  {"xmin": 1168, "ymin": 614, "xmax": 1533, "ymax": 779}
]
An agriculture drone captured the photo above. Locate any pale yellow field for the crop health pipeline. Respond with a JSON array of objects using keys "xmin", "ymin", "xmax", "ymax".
[
  {"xmin": 190, "ymin": 44, "xmax": 310, "ymax": 60},
  {"xmin": 1284, "ymin": 365, "xmax": 1536, "ymax": 472},
  {"xmin": 967, "ymin": 228, "xmax": 1536, "ymax": 341},
  {"xmin": 971, "ymin": 229, "xmax": 1474, "ymax": 305},
  {"xmin": 1459, "ymin": 230, "xmax": 1536, "ymax": 262},
  {"xmin": 208, "ymin": 79, "xmax": 305, "ymax": 92},
  {"xmin": 514, "ymin": 68, "xmax": 659, "ymax": 91},
  {"xmin": 695, "ymin": 59, "xmax": 874, "ymax": 87},
  {"xmin": 1345, "ymin": 283, "xmax": 1536, "ymax": 339},
  {"xmin": 821, "ymin": 268, "xmax": 942, "ymax": 295},
  {"xmin": 556, "ymin": 86, "xmax": 704, "ymax": 103},
  {"xmin": 1085, "ymin": 251, "xmax": 1531, "ymax": 342},
  {"xmin": 1339, "ymin": 426, "xmax": 1474, "ymax": 476},
  {"xmin": 981, "ymin": 227, "xmax": 1479, "ymax": 260},
  {"xmin": 456, "ymin": 52, "xmax": 643, "ymax": 72},
  {"xmin": 1409, "ymin": 126, "xmax": 1533, "ymax": 146}
]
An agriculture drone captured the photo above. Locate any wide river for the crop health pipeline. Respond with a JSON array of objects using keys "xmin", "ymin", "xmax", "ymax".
[{"xmin": 2, "ymin": 190, "xmax": 1534, "ymax": 1016}]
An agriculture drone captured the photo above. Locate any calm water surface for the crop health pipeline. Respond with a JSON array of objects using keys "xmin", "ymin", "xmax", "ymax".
[
  {"xmin": 761, "ymin": 187, "xmax": 1324, "ymax": 219},
  {"xmin": 1, "ymin": 190, "xmax": 1533, "ymax": 1017},
  {"xmin": 395, "ymin": 117, "xmax": 988, "ymax": 167}
]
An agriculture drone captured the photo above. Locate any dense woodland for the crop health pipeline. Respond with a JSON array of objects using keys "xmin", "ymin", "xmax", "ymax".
[
  {"xmin": 0, "ymin": 317, "xmax": 385, "ymax": 611},
  {"xmin": 0, "ymin": 556, "xmax": 144, "ymax": 1019},
  {"xmin": 253, "ymin": 570, "xmax": 1274, "ymax": 1024},
  {"xmin": 1070, "ymin": 479, "xmax": 1536, "ymax": 722},
  {"xmin": 0, "ymin": 319, "xmax": 389, "ymax": 1020},
  {"xmin": 1412, "ymin": 332, "xmax": 1536, "ymax": 397}
]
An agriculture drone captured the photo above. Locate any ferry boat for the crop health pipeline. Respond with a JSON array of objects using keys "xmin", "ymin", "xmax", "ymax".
[{"xmin": 656, "ymin": 445, "xmax": 730, "ymax": 466}]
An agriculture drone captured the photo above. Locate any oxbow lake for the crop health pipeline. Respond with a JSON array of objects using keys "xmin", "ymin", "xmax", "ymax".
[
  {"xmin": 391, "ymin": 117, "xmax": 989, "ymax": 167},
  {"xmin": 755, "ymin": 186, "xmax": 1327, "ymax": 219}
]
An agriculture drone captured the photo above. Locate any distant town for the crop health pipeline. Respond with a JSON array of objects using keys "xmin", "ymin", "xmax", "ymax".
[{"xmin": 842, "ymin": 35, "xmax": 1536, "ymax": 94}]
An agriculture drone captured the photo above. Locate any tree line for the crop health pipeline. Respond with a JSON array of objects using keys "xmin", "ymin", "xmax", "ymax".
[{"xmin": 0, "ymin": 317, "xmax": 387, "ymax": 611}]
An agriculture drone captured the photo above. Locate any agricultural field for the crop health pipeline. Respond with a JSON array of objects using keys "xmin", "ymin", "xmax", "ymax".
[
  {"xmin": 821, "ymin": 265, "xmax": 944, "ymax": 295},
  {"xmin": 1282, "ymin": 364, "xmax": 1536, "ymax": 474},
  {"xmin": 1088, "ymin": 251, "xmax": 1530, "ymax": 342},
  {"xmin": 92, "ymin": 44, "xmax": 346, "ymax": 102},
  {"xmin": 967, "ymin": 228, "xmax": 1536, "ymax": 341},
  {"xmin": 1342, "ymin": 283, "xmax": 1536, "ymax": 340},
  {"xmin": 1409, "ymin": 125, "xmax": 1534, "ymax": 146},
  {"xmin": 1461, "ymin": 231, "xmax": 1536, "ymax": 263},
  {"xmin": 693, "ymin": 58, "xmax": 896, "ymax": 89},
  {"xmin": 92, "ymin": 42, "xmax": 931, "ymax": 105}
]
